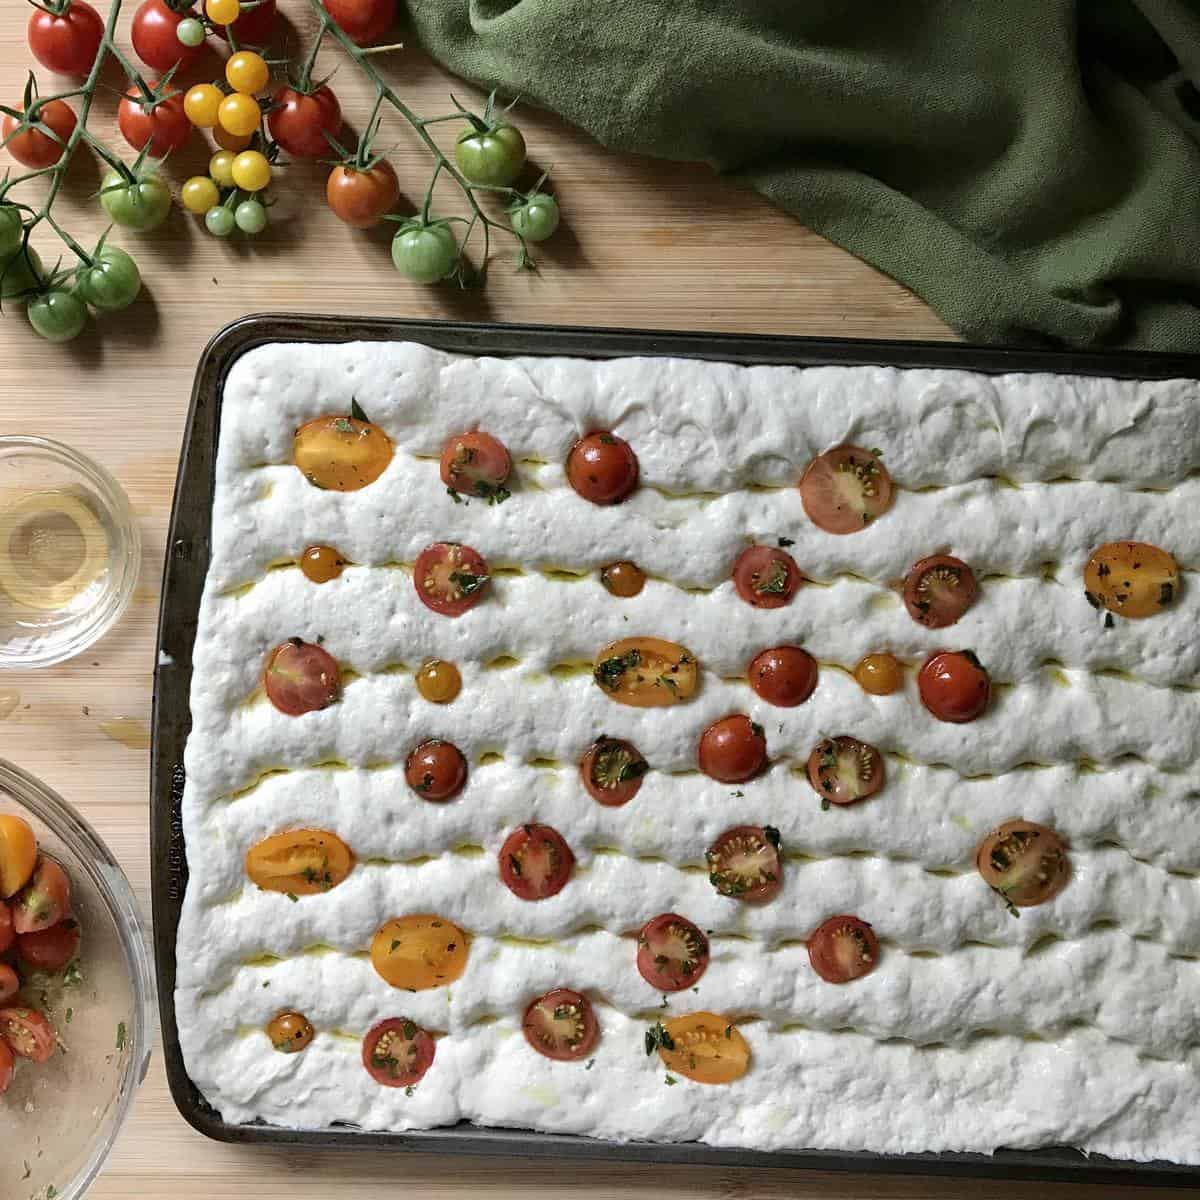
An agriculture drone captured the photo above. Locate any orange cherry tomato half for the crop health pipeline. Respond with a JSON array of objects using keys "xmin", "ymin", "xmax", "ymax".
[
  {"xmin": 1084, "ymin": 541, "xmax": 1180, "ymax": 620},
  {"xmin": 11, "ymin": 857, "xmax": 70, "ymax": 935},
  {"xmin": 440, "ymin": 431, "xmax": 512, "ymax": 501},
  {"xmin": 0, "ymin": 1035, "xmax": 12, "ymax": 1094},
  {"xmin": 805, "ymin": 736, "xmax": 886, "ymax": 806},
  {"xmin": 404, "ymin": 739, "xmax": 467, "ymax": 802},
  {"xmin": 706, "ymin": 825, "xmax": 782, "ymax": 903},
  {"xmin": 903, "ymin": 554, "xmax": 978, "ymax": 628},
  {"xmin": 413, "ymin": 542, "xmax": 490, "ymax": 617},
  {"xmin": 326, "ymin": 160, "xmax": 399, "ymax": 228},
  {"xmin": 637, "ymin": 913, "xmax": 710, "ymax": 992},
  {"xmin": 293, "ymin": 413, "xmax": 394, "ymax": 491},
  {"xmin": 918, "ymin": 650, "xmax": 991, "ymax": 724},
  {"xmin": 799, "ymin": 445, "xmax": 894, "ymax": 535},
  {"xmin": 698, "ymin": 714, "xmax": 767, "ymax": 784},
  {"xmin": 499, "ymin": 824, "xmax": 574, "ymax": 901},
  {"xmin": 808, "ymin": 915, "xmax": 880, "ymax": 984},
  {"xmin": 580, "ymin": 737, "xmax": 648, "ymax": 806},
  {"xmin": 522, "ymin": 988, "xmax": 599, "ymax": 1061},
  {"xmin": 0, "ymin": 902, "xmax": 11, "ymax": 955},
  {"xmin": 362, "ymin": 1017, "xmax": 435, "ymax": 1087},
  {"xmin": 658, "ymin": 1012, "xmax": 750, "ymax": 1085},
  {"xmin": 370, "ymin": 914, "xmax": 469, "ymax": 990},
  {"xmin": 732, "ymin": 545, "xmax": 803, "ymax": 609},
  {"xmin": 747, "ymin": 645, "xmax": 817, "ymax": 707},
  {"xmin": 245, "ymin": 828, "xmax": 354, "ymax": 894},
  {"xmin": 3, "ymin": 100, "xmax": 77, "ymax": 168},
  {"xmin": 0, "ymin": 816, "xmax": 36, "ymax": 899},
  {"xmin": 592, "ymin": 637, "xmax": 698, "ymax": 707},
  {"xmin": 566, "ymin": 431, "xmax": 638, "ymax": 505},
  {"xmin": 976, "ymin": 820, "xmax": 1070, "ymax": 909},
  {"xmin": 0, "ymin": 1006, "xmax": 56, "ymax": 1062},
  {"xmin": 0, "ymin": 964, "xmax": 18, "ymax": 1004},
  {"xmin": 263, "ymin": 639, "xmax": 341, "ymax": 716},
  {"xmin": 267, "ymin": 1011, "xmax": 315, "ymax": 1053},
  {"xmin": 17, "ymin": 919, "xmax": 79, "ymax": 972}
]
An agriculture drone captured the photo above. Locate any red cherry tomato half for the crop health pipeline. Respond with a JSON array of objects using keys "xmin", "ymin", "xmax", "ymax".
[
  {"xmin": 808, "ymin": 915, "xmax": 880, "ymax": 984},
  {"xmin": 0, "ymin": 965, "xmax": 18, "ymax": 1006},
  {"xmin": 215, "ymin": 0, "xmax": 277, "ymax": 44},
  {"xmin": 118, "ymin": 80, "xmax": 191, "ymax": 157},
  {"xmin": 131, "ymin": 0, "xmax": 202, "ymax": 74},
  {"xmin": 522, "ymin": 988, "xmax": 599, "ymax": 1061},
  {"xmin": 0, "ymin": 1037, "xmax": 12, "ymax": 1094},
  {"xmin": 799, "ymin": 445, "xmax": 894, "ymax": 535},
  {"xmin": 28, "ymin": 0, "xmax": 104, "ymax": 77},
  {"xmin": 976, "ymin": 820, "xmax": 1070, "ymax": 908},
  {"xmin": 0, "ymin": 901, "xmax": 12, "ymax": 955},
  {"xmin": 805, "ymin": 736, "xmax": 886, "ymax": 806},
  {"xmin": 747, "ymin": 645, "xmax": 818, "ymax": 707},
  {"xmin": 3, "ymin": 100, "xmax": 76, "ymax": 169},
  {"xmin": 918, "ymin": 650, "xmax": 991, "ymax": 724},
  {"xmin": 404, "ymin": 739, "xmax": 467, "ymax": 802},
  {"xmin": 17, "ymin": 920, "xmax": 80, "ymax": 973},
  {"xmin": 499, "ymin": 824, "xmax": 574, "ymax": 901},
  {"xmin": 706, "ymin": 825, "xmax": 782, "ymax": 903},
  {"xmin": 413, "ymin": 542, "xmax": 490, "ymax": 617},
  {"xmin": 732, "ymin": 546, "xmax": 802, "ymax": 609},
  {"xmin": 637, "ymin": 913, "xmax": 710, "ymax": 992},
  {"xmin": 263, "ymin": 639, "xmax": 341, "ymax": 716},
  {"xmin": 0, "ymin": 1006, "xmax": 56, "ymax": 1062},
  {"xmin": 903, "ymin": 555, "xmax": 978, "ymax": 629},
  {"xmin": 579, "ymin": 737, "xmax": 648, "ymax": 806},
  {"xmin": 698, "ymin": 714, "xmax": 767, "ymax": 784},
  {"xmin": 440, "ymin": 431, "xmax": 512, "ymax": 500},
  {"xmin": 321, "ymin": 0, "xmax": 396, "ymax": 45},
  {"xmin": 267, "ymin": 85, "xmax": 342, "ymax": 158},
  {"xmin": 362, "ymin": 1017, "xmax": 435, "ymax": 1087},
  {"xmin": 11, "ymin": 857, "xmax": 71, "ymax": 935},
  {"xmin": 566, "ymin": 432, "xmax": 639, "ymax": 505}
]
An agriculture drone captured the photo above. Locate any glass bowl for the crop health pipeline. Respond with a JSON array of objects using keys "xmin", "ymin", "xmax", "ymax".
[
  {"xmin": 0, "ymin": 437, "xmax": 140, "ymax": 669},
  {"xmin": 0, "ymin": 760, "xmax": 154, "ymax": 1200}
]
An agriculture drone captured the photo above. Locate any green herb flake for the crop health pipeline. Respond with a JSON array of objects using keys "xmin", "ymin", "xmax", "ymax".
[
  {"xmin": 405, "ymin": 1084, "xmax": 416, "ymax": 1097},
  {"xmin": 447, "ymin": 486, "xmax": 463, "ymax": 504},
  {"xmin": 821, "ymin": 798, "xmax": 832, "ymax": 811},
  {"xmin": 286, "ymin": 892, "xmax": 299, "ymax": 903},
  {"xmin": 401, "ymin": 1019, "xmax": 418, "ymax": 1040},
  {"xmin": 475, "ymin": 481, "xmax": 512, "ymax": 506},
  {"xmin": 449, "ymin": 570, "xmax": 488, "ymax": 596},
  {"xmin": 585, "ymin": 1058, "xmax": 595, "ymax": 1070},
  {"xmin": 763, "ymin": 825, "xmax": 781, "ymax": 849},
  {"xmin": 664, "ymin": 1074, "xmax": 677, "ymax": 1086},
  {"xmin": 65, "ymin": 1008, "xmax": 73, "ymax": 1024},
  {"xmin": 350, "ymin": 398, "xmax": 370, "ymax": 423},
  {"xmin": 594, "ymin": 649, "xmax": 641, "ymax": 691},
  {"xmin": 777, "ymin": 536, "xmax": 794, "ymax": 548}
]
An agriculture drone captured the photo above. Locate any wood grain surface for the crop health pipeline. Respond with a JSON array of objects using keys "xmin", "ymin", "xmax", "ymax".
[{"xmin": 0, "ymin": 4, "xmax": 1182, "ymax": 1198}]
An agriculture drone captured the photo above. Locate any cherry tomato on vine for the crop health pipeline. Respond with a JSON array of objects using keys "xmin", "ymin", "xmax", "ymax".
[
  {"xmin": 326, "ymin": 160, "xmax": 398, "ymax": 228},
  {"xmin": 28, "ymin": 290, "xmax": 87, "ymax": 343},
  {"xmin": 214, "ymin": 0, "xmax": 276, "ymax": 45},
  {"xmin": 100, "ymin": 168, "xmax": 171, "ymax": 232},
  {"xmin": 118, "ymin": 81, "xmax": 190, "ymax": 156},
  {"xmin": 455, "ymin": 122, "xmax": 526, "ymax": 186},
  {"xmin": 268, "ymin": 85, "xmax": 341, "ymax": 157},
  {"xmin": 176, "ymin": 16, "xmax": 205, "ymax": 46},
  {"xmin": 510, "ymin": 192, "xmax": 559, "ymax": 242},
  {"xmin": 209, "ymin": 150, "xmax": 236, "ymax": 187},
  {"xmin": 391, "ymin": 220, "xmax": 459, "ymax": 284},
  {"xmin": 75, "ymin": 246, "xmax": 141, "ymax": 312},
  {"xmin": 226, "ymin": 50, "xmax": 270, "ymax": 94},
  {"xmin": 206, "ymin": 205, "xmax": 235, "ymax": 237},
  {"xmin": 205, "ymin": 0, "xmax": 240, "ymax": 22},
  {"xmin": 218, "ymin": 91, "xmax": 261, "ymax": 138},
  {"xmin": 184, "ymin": 83, "xmax": 223, "ymax": 128},
  {"xmin": 235, "ymin": 199, "xmax": 268, "ymax": 233},
  {"xmin": 321, "ymin": 0, "xmax": 396, "ymax": 46},
  {"xmin": 132, "ymin": 0, "xmax": 202, "ymax": 74},
  {"xmin": 0, "ymin": 207, "xmax": 21, "ymax": 259},
  {"xmin": 182, "ymin": 176, "xmax": 219, "ymax": 214},
  {"xmin": 232, "ymin": 150, "xmax": 271, "ymax": 191},
  {"xmin": 28, "ymin": 0, "xmax": 104, "ymax": 78},
  {"xmin": 0, "ymin": 246, "xmax": 42, "ymax": 301},
  {"xmin": 213, "ymin": 123, "xmax": 251, "ymax": 152},
  {"xmin": 3, "ymin": 100, "xmax": 76, "ymax": 169}
]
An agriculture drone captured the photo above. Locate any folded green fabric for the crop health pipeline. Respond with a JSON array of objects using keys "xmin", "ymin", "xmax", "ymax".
[{"xmin": 404, "ymin": 0, "xmax": 1200, "ymax": 350}]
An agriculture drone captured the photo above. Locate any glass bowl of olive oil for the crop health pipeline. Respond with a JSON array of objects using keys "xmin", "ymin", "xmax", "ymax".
[{"xmin": 0, "ymin": 437, "xmax": 140, "ymax": 669}]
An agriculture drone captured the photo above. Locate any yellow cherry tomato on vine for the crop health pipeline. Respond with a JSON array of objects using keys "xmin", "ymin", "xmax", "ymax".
[
  {"xmin": 212, "ymin": 124, "xmax": 252, "ymax": 152},
  {"xmin": 209, "ymin": 150, "xmax": 237, "ymax": 187},
  {"xmin": 184, "ymin": 83, "xmax": 223, "ymax": 128},
  {"xmin": 182, "ymin": 175, "xmax": 221, "ymax": 214},
  {"xmin": 226, "ymin": 51, "xmax": 269, "ymax": 95},
  {"xmin": 205, "ymin": 0, "xmax": 240, "ymax": 23},
  {"xmin": 232, "ymin": 150, "xmax": 271, "ymax": 191},
  {"xmin": 218, "ymin": 92, "xmax": 261, "ymax": 138}
]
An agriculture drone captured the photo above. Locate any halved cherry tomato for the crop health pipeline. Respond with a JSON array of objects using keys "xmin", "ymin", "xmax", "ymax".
[
  {"xmin": 3, "ymin": 100, "xmax": 76, "ymax": 168},
  {"xmin": 903, "ymin": 554, "xmax": 978, "ymax": 628},
  {"xmin": 808, "ymin": 915, "xmax": 879, "ymax": 984},
  {"xmin": 732, "ymin": 546, "xmax": 802, "ymax": 609},
  {"xmin": 299, "ymin": 545, "xmax": 346, "ymax": 584},
  {"xmin": 976, "ymin": 820, "xmax": 1070, "ymax": 909},
  {"xmin": 17, "ymin": 919, "xmax": 79, "ymax": 972},
  {"xmin": 805, "ymin": 736, "xmax": 885, "ymax": 806},
  {"xmin": 413, "ymin": 542, "xmax": 490, "ymax": 617},
  {"xmin": 371, "ymin": 914, "xmax": 469, "ymax": 990},
  {"xmin": 854, "ymin": 652, "xmax": 903, "ymax": 696},
  {"xmin": 268, "ymin": 85, "xmax": 342, "ymax": 158},
  {"xmin": 293, "ymin": 413, "xmax": 394, "ymax": 491},
  {"xmin": 566, "ymin": 431, "xmax": 638, "ymax": 505},
  {"xmin": 600, "ymin": 560, "xmax": 645, "ymax": 597},
  {"xmin": 118, "ymin": 81, "xmax": 191, "ymax": 156},
  {"xmin": 799, "ymin": 445, "xmax": 894, "ymax": 535},
  {"xmin": 245, "ymin": 828, "xmax": 354, "ymax": 894},
  {"xmin": 1084, "ymin": 541, "xmax": 1180, "ymax": 620},
  {"xmin": 0, "ymin": 901, "xmax": 11, "ymax": 954},
  {"xmin": 499, "ymin": 825, "xmax": 574, "ymax": 901},
  {"xmin": 592, "ymin": 637, "xmax": 698, "ymax": 707},
  {"xmin": 918, "ymin": 650, "xmax": 991, "ymax": 723},
  {"xmin": 580, "ymin": 737, "xmax": 647, "ymax": 806},
  {"xmin": 637, "ymin": 913, "xmax": 709, "ymax": 991},
  {"xmin": 267, "ymin": 1011, "xmax": 315, "ymax": 1053},
  {"xmin": 405, "ymin": 739, "xmax": 467, "ymax": 802},
  {"xmin": 326, "ymin": 161, "xmax": 399, "ymax": 228},
  {"xmin": 440, "ymin": 431, "xmax": 512, "ymax": 501},
  {"xmin": 522, "ymin": 988, "xmax": 599, "ymax": 1061},
  {"xmin": 698, "ymin": 714, "xmax": 767, "ymax": 784},
  {"xmin": 0, "ymin": 1037, "xmax": 11, "ymax": 1094},
  {"xmin": 0, "ymin": 1006, "xmax": 55, "ymax": 1062},
  {"xmin": 0, "ymin": 965, "xmax": 18, "ymax": 1005},
  {"xmin": 747, "ymin": 646, "xmax": 817, "ymax": 707},
  {"xmin": 362, "ymin": 1017, "xmax": 435, "ymax": 1087},
  {"xmin": 658, "ymin": 1012, "xmax": 750, "ymax": 1085},
  {"xmin": 12, "ymin": 857, "xmax": 70, "ymax": 934},
  {"xmin": 706, "ymin": 826, "xmax": 781, "ymax": 903},
  {"xmin": 29, "ymin": 0, "xmax": 104, "ymax": 77},
  {"xmin": 263, "ymin": 639, "xmax": 340, "ymax": 716},
  {"xmin": 0, "ymin": 816, "xmax": 35, "ymax": 899}
]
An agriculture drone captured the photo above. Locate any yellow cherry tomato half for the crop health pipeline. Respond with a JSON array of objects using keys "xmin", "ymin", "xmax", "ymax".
[
  {"xmin": 205, "ymin": 0, "xmax": 240, "ymax": 23},
  {"xmin": 232, "ymin": 149, "xmax": 271, "ymax": 191},
  {"xmin": 184, "ymin": 83, "xmax": 223, "ymax": 128},
  {"xmin": 371, "ymin": 914, "xmax": 469, "ymax": 990},
  {"xmin": 212, "ymin": 124, "xmax": 252, "ymax": 152},
  {"xmin": 209, "ymin": 150, "xmax": 237, "ymax": 187},
  {"xmin": 182, "ymin": 175, "xmax": 221, "ymax": 214},
  {"xmin": 218, "ymin": 92, "xmax": 261, "ymax": 138},
  {"xmin": 226, "ymin": 51, "xmax": 270, "ymax": 95}
]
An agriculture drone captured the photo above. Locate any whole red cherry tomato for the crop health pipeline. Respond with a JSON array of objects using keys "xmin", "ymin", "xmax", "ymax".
[
  {"xmin": 28, "ymin": 0, "xmax": 104, "ymax": 78},
  {"xmin": 118, "ymin": 80, "xmax": 191, "ymax": 156},
  {"xmin": 268, "ymin": 85, "xmax": 342, "ymax": 157},
  {"xmin": 3, "ymin": 101, "xmax": 76, "ymax": 169},
  {"xmin": 131, "ymin": 0, "xmax": 203, "ymax": 74},
  {"xmin": 321, "ymin": 0, "xmax": 396, "ymax": 45}
]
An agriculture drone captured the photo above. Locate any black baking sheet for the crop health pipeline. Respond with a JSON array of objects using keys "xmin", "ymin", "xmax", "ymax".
[{"xmin": 152, "ymin": 315, "xmax": 1200, "ymax": 1185}]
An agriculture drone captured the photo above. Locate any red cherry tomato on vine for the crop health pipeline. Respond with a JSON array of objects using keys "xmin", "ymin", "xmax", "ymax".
[
  {"xmin": 268, "ymin": 85, "xmax": 342, "ymax": 157},
  {"xmin": 214, "ymin": 0, "xmax": 277, "ymax": 45},
  {"xmin": 3, "ymin": 101, "xmax": 76, "ymax": 169},
  {"xmin": 118, "ymin": 81, "xmax": 191, "ymax": 156},
  {"xmin": 28, "ymin": 0, "xmax": 104, "ymax": 78},
  {"xmin": 326, "ymin": 161, "xmax": 399, "ymax": 228},
  {"xmin": 321, "ymin": 0, "xmax": 396, "ymax": 45},
  {"xmin": 131, "ymin": 0, "xmax": 203, "ymax": 74}
]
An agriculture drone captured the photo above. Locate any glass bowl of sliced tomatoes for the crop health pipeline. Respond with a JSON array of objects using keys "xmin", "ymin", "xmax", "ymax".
[{"xmin": 0, "ymin": 760, "xmax": 153, "ymax": 1200}]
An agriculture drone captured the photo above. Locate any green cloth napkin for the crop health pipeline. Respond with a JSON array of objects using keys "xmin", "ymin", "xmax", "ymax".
[{"xmin": 404, "ymin": 0, "xmax": 1200, "ymax": 350}]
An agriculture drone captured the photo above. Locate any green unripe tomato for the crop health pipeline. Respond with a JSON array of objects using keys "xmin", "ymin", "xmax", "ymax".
[
  {"xmin": 391, "ymin": 221, "xmax": 459, "ymax": 284},
  {"xmin": 0, "ymin": 245, "xmax": 43, "ymax": 302},
  {"xmin": 454, "ymin": 122, "xmax": 526, "ymax": 187},
  {"xmin": 0, "ymin": 205, "xmax": 23, "ymax": 259},
  {"xmin": 205, "ymin": 206, "xmax": 236, "ymax": 238},
  {"xmin": 510, "ymin": 192, "xmax": 560, "ymax": 242},
  {"xmin": 234, "ymin": 199, "xmax": 268, "ymax": 234},
  {"xmin": 28, "ymin": 290, "xmax": 87, "ymax": 343},
  {"xmin": 100, "ymin": 169, "xmax": 172, "ymax": 233},
  {"xmin": 75, "ymin": 245, "xmax": 141, "ymax": 312},
  {"xmin": 176, "ymin": 17, "xmax": 206, "ymax": 46}
]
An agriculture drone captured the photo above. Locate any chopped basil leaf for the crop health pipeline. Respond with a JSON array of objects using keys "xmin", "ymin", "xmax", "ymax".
[{"xmin": 350, "ymin": 398, "xmax": 369, "ymax": 423}]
